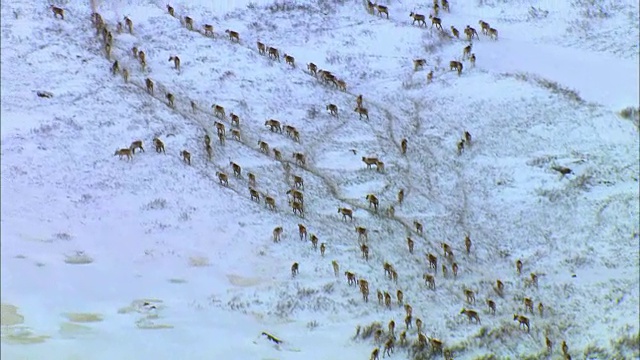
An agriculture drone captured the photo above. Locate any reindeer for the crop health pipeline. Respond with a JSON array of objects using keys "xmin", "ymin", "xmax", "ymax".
[
  {"xmin": 225, "ymin": 29, "xmax": 240, "ymax": 42},
  {"xmin": 293, "ymin": 175, "xmax": 304, "ymax": 189},
  {"xmin": 310, "ymin": 234, "xmax": 319, "ymax": 249},
  {"xmin": 356, "ymin": 94, "xmax": 363, "ymax": 109},
  {"xmin": 360, "ymin": 243, "xmax": 369, "ymax": 261},
  {"xmin": 366, "ymin": 194, "xmax": 379, "ymax": 211},
  {"xmin": 383, "ymin": 262, "xmax": 395, "ymax": 278},
  {"xmin": 272, "ymin": 226, "xmax": 283, "ymax": 242},
  {"xmin": 326, "ymin": 104, "xmax": 338, "ymax": 117},
  {"xmin": 410, "ymin": 12, "xmax": 426, "ymax": 27},
  {"xmin": 264, "ymin": 119, "xmax": 282, "ymax": 133},
  {"xmin": 516, "ymin": 259, "xmax": 523, "ymax": 275},
  {"xmin": 145, "ymin": 78, "xmax": 154, "ymax": 95},
  {"xmin": 414, "ymin": 220, "xmax": 423, "ymax": 235},
  {"xmin": 166, "ymin": 5, "xmax": 175, "ymax": 16},
  {"xmin": 284, "ymin": 54, "xmax": 295, "ymax": 67},
  {"xmin": 486, "ymin": 299, "xmax": 496, "ymax": 315},
  {"xmin": 215, "ymin": 122, "xmax": 226, "ymax": 136},
  {"xmin": 320, "ymin": 243, "xmax": 327, "ymax": 256},
  {"xmin": 384, "ymin": 292, "xmax": 392, "ymax": 308},
  {"xmin": 470, "ymin": 53, "xmax": 476, "ymax": 67},
  {"xmin": 562, "ymin": 341, "xmax": 569, "ymax": 356},
  {"xmin": 184, "ymin": 16, "xmax": 194, "ymax": 30},
  {"xmin": 291, "ymin": 262, "xmax": 299, "ymax": 277},
  {"xmin": 366, "ymin": 0, "xmax": 375, "ymax": 14},
  {"xmin": 464, "ymin": 235, "xmax": 472, "ymax": 254},
  {"xmin": 450, "ymin": 61, "xmax": 463, "ymax": 76},
  {"xmin": 180, "ymin": 150, "xmax": 191, "ymax": 165},
  {"xmin": 429, "ymin": 15, "xmax": 443, "ymax": 30},
  {"xmin": 124, "ymin": 16, "xmax": 133, "ymax": 33},
  {"xmin": 153, "ymin": 138, "xmax": 165, "ymax": 154},
  {"xmin": 495, "ymin": 280, "xmax": 505, "ymax": 296},
  {"xmin": 273, "ymin": 148, "xmax": 282, "ymax": 161},
  {"xmin": 377, "ymin": 290, "xmax": 384, "ymax": 305},
  {"xmin": 400, "ymin": 138, "xmax": 408, "ymax": 155},
  {"xmin": 464, "ymin": 131, "xmax": 472, "ymax": 145},
  {"xmin": 354, "ymin": 106, "xmax": 369, "ymax": 120},
  {"xmin": 460, "ymin": 309, "xmax": 481, "ymax": 324},
  {"xmin": 430, "ymin": 338, "xmax": 444, "ymax": 354},
  {"xmin": 169, "ymin": 56, "xmax": 181, "ymax": 71},
  {"xmin": 122, "ymin": 68, "xmax": 129, "ymax": 83},
  {"xmin": 376, "ymin": 4, "xmax": 389, "ymax": 18},
  {"xmin": 345, "ymin": 271, "xmax": 357, "ymax": 286},
  {"xmin": 307, "ymin": 62, "xmax": 318, "ymax": 76},
  {"xmin": 205, "ymin": 144, "xmax": 213, "ymax": 161},
  {"xmin": 231, "ymin": 129, "xmax": 241, "ymax": 141},
  {"xmin": 427, "ymin": 253, "xmax": 437, "ymax": 271},
  {"xmin": 264, "ymin": 195, "xmax": 276, "ymax": 210},
  {"xmin": 463, "ymin": 43, "xmax": 473, "ymax": 59},
  {"xmin": 530, "ymin": 273, "xmax": 539, "ymax": 287},
  {"xmin": 514, "ymin": 314, "xmax": 530, "ymax": 332},
  {"xmin": 338, "ymin": 207, "xmax": 353, "ymax": 221},
  {"xmin": 355, "ymin": 226, "xmax": 368, "ymax": 241},
  {"xmin": 114, "ymin": 148, "xmax": 133, "ymax": 161},
  {"xmin": 216, "ymin": 171, "xmax": 229, "ymax": 186},
  {"xmin": 256, "ymin": 41, "xmax": 266, "ymax": 55},
  {"xmin": 413, "ymin": 59, "xmax": 426, "ymax": 71},
  {"xmin": 166, "ymin": 93, "xmax": 175, "ymax": 108},
  {"xmin": 362, "ymin": 156, "xmax": 379, "ymax": 169},
  {"xmin": 524, "ymin": 298, "xmax": 534, "ymax": 313},
  {"xmin": 464, "ymin": 289, "xmax": 476, "ymax": 304},
  {"xmin": 229, "ymin": 161, "xmax": 242, "ymax": 178},
  {"xmin": 441, "ymin": 0, "xmax": 450, "ymax": 11},
  {"xmin": 104, "ymin": 43, "xmax": 112, "ymax": 60},
  {"xmin": 415, "ymin": 318, "xmax": 423, "ymax": 333},
  {"xmin": 464, "ymin": 25, "xmax": 479, "ymax": 40},
  {"xmin": 50, "ymin": 5, "xmax": 64, "ymax": 20},
  {"xmin": 423, "ymin": 273, "xmax": 435, "ymax": 290},
  {"xmin": 404, "ymin": 304, "xmax": 413, "ymax": 317},
  {"xmin": 538, "ymin": 302, "xmax": 544, "ymax": 317},
  {"xmin": 212, "ymin": 105, "xmax": 226, "ymax": 119},
  {"xmin": 359, "ymin": 280, "xmax": 370, "ymax": 302},
  {"xmin": 257, "ymin": 140, "xmax": 269, "ymax": 154},
  {"xmin": 546, "ymin": 337, "xmax": 553, "ymax": 352},
  {"xmin": 293, "ymin": 152, "xmax": 306, "ymax": 166},
  {"xmin": 407, "ymin": 237, "xmax": 414, "ymax": 254},
  {"xmin": 190, "ymin": 101, "xmax": 197, "ymax": 113},
  {"xmin": 451, "ymin": 26, "xmax": 460, "ymax": 38},
  {"xmin": 370, "ymin": 347, "xmax": 379, "ymax": 360},
  {"xmin": 398, "ymin": 189, "xmax": 405, "ymax": 204},
  {"xmin": 286, "ymin": 189, "xmax": 304, "ymax": 204},
  {"xmin": 383, "ymin": 338, "xmax": 394, "ymax": 357},
  {"xmin": 442, "ymin": 242, "xmax": 453, "ymax": 258},
  {"xmin": 111, "ymin": 60, "xmax": 120, "ymax": 75},
  {"xmin": 386, "ymin": 205, "xmax": 395, "ymax": 217},
  {"xmin": 291, "ymin": 201, "xmax": 304, "ymax": 217},
  {"xmin": 335, "ymin": 79, "xmax": 347, "ymax": 92},
  {"xmin": 203, "ymin": 24, "xmax": 214, "ymax": 36},
  {"xmin": 452, "ymin": 262, "xmax": 459, "ymax": 277},
  {"xmin": 129, "ymin": 140, "xmax": 144, "ymax": 154},
  {"xmin": 268, "ymin": 47, "xmax": 280, "ymax": 61},
  {"xmin": 479, "ymin": 20, "xmax": 490, "ymax": 35},
  {"xmin": 433, "ymin": 2, "xmax": 440, "ymax": 16},
  {"xmin": 488, "ymin": 28, "xmax": 498, "ymax": 40},
  {"xmin": 332, "ymin": 260, "xmax": 339, "ymax": 276},
  {"xmin": 396, "ymin": 290, "xmax": 404, "ymax": 304}
]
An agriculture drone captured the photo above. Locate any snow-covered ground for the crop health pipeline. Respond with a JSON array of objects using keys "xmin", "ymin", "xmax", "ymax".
[{"xmin": 2, "ymin": 0, "xmax": 638, "ymax": 359}]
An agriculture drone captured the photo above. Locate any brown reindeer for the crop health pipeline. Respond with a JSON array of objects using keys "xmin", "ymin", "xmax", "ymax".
[
  {"xmin": 216, "ymin": 171, "xmax": 229, "ymax": 186},
  {"xmin": 464, "ymin": 289, "xmax": 476, "ymax": 304},
  {"xmin": 488, "ymin": 28, "xmax": 498, "ymax": 40},
  {"xmin": 111, "ymin": 60, "xmax": 120, "ymax": 75},
  {"xmin": 362, "ymin": 156, "xmax": 379, "ymax": 169},
  {"xmin": 516, "ymin": 259, "xmax": 523, "ymax": 275},
  {"xmin": 451, "ymin": 26, "xmax": 460, "ymax": 38},
  {"xmin": 256, "ymin": 41, "xmax": 266, "ymax": 55},
  {"xmin": 231, "ymin": 129, "xmax": 241, "ymax": 141},
  {"xmin": 291, "ymin": 262, "xmax": 299, "ymax": 277},
  {"xmin": 479, "ymin": 20, "xmax": 490, "ymax": 35},
  {"xmin": 463, "ymin": 43, "xmax": 473, "ymax": 59},
  {"xmin": 257, "ymin": 140, "xmax": 269, "ymax": 154},
  {"xmin": 464, "ymin": 235, "xmax": 472, "ymax": 254},
  {"xmin": 366, "ymin": 194, "xmax": 379, "ymax": 211},
  {"xmin": 180, "ymin": 150, "xmax": 191, "ymax": 165},
  {"xmin": 284, "ymin": 54, "xmax": 295, "ymax": 67},
  {"xmin": 264, "ymin": 119, "xmax": 282, "ymax": 133},
  {"xmin": 450, "ymin": 60, "xmax": 463, "ymax": 75},
  {"xmin": 215, "ymin": 122, "xmax": 226, "ymax": 136},
  {"xmin": 50, "ymin": 5, "xmax": 65, "ymax": 19},
  {"xmin": 376, "ymin": 4, "xmax": 389, "ymax": 18},
  {"xmin": 104, "ymin": 43, "xmax": 112, "ymax": 60},
  {"xmin": 464, "ymin": 25, "xmax": 479, "ymax": 40},
  {"xmin": 429, "ymin": 15, "xmax": 443, "ymax": 30},
  {"xmin": 272, "ymin": 226, "xmax": 283, "ymax": 242},
  {"xmin": 546, "ymin": 336, "xmax": 553, "ymax": 352},
  {"xmin": 423, "ymin": 273, "xmax": 435, "ymax": 290},
  {"xmin": 310, "ymin": 234, "xmax": 319, "ymax": 249},
  {"xmin": 457, "ymin": 139, "xmax": 466, "ymax": 156},
  {"xmin": 345, "ymin": 271, "xmax": 357, "ymax": 286},
  {"xmin": 225, "ymin": 29, "xmax": 240, "ymax": 42},
  {"xmin": 212, "ymin": 104, "xmax": 226, "ymax": 119},
  {"xmin": 268, "ymin": 47, "xmax": 280, "ymax": 61},
  {"xmin": 291, "ymin": 200, "xmax": 304, "ymax": 217},
  {"xmin": 530, "ymin": 273, "xmax": 539, "ymax": 287},
  {"xmin": 354, "ymin": 106, "xmax": 369, "ymax": 120},
  {"xmin": 293, "ymin": 152, "xmax": 306, "ymax": 166},
  {"xmin": 370, "ymin": 347, "xmax": 379, "ymax": 360},
  {"xmin": 166, "ymin": 93, "xmax": 175, "ymax": 108},
  {"xmin": 229, "ymin": 161, "xmax": 242, "ymax": 178},
  {"xmin": 486, "ymin": 299, "xmax": 496, "ymax": 315},
  {"xmin": 286, "ymin": 189, "xmax": 304, "ymax": 204},
  {"xmin": 538, "ymin": 302, "xmax": 544, "ymax": 317},
  {"xmin": 335, "ymin": 79, "xmax": 347, "ymax": 92},
  {"xmin": 427, "ymin": 253, "xmax": 437, "ymax": 271},
  {"xmin": 397, "ymin": 189, "xmax": 405, "ymax": 204},
  {"xmin": 129, "ymin": 140, "xmax": 144, "ymax": 154},
  {"xmin": 562, "ymin": 341, "xmax": 569, "ymax": 356},
  {"xmin": 264, "ymin": 195, "xmax": 276, "ymax": 210},
  {"xmin": 166, "ymin": 5, "xmax": 175, "ymax": 16},
  {"xmin": 307, "ymin": 62, "xmax": 318, "ymax": 76},
  {"xmin": 404, "ymin": 304, "xmax": 413, "ymax": 317},
  {"xmin": 452, "ymin": 262, "xmax": 459, "ymax": 277},
  {"xmin": 320, "ymin": 243, "xmax": 326, "ymax": 256},
  {"xmin": 204, "ymin": 134, "xmax": 212, "ymax": 148},
  {"xmin": 293, "ymin": 175, "xmax": 304, "ymax": 189},
  {"xmin": 384, "ymin": 292, "xmax": 392, "ymax": 307},
  {"xmin": 397, "ymin": 290, "xmax": 404, "ymax": 304},
  {"xmin": 145, "ymin": 77, "xmax": 153, "ymax": 95},
  {"xmin": 332, "ymin": 260, "xmax": 339, "ymax": 276},
  {"xmin": 114, "ymin": 148, "xmax": 133, "ymax": 161},
  {"xmin": 356, "ymin": 94, "xmax": 363, "ymax": 109},
  {"xmin": 460, "ymin": 309, "xmax": 481, "ymax": 324},
  {"xmin": 360, "ymin": 243, "xmax": 370, "ymax": 261},
  {"xmin": 414, "ymin": 220, "xmax": 423, "ymax": 235},
  {"xmin": 123, "ymin": 16, "xmax": 133, "ymax": 34},
  {"xmin": 441, "ymin": 0, "xmax": 450, "ymax": 12},
  {"xmin": 415, "ymin": 318, "xmax": 424, "ymax": 333},
  {"xmin": 413, "ymin": 58, "xmax": 426, "ymax": 71},
  {"xmin": 470, "ymin": 53, "xmax": 476, "ymax": 67},
  {"xmin": 407, "ymin": 237, "xmax": 414, "ymax": 254},
  {"xmin": 410, "ymin": 12, "xmax": 427, "ymax": 27},
  {"xmin": 355, "ymin": 226, "xmax": 368, "ymax": 241},
  {"xmin": 524, "ymin": 298, "xmax": 534, "ymax": 313},
  {"xmin": 206, "ymin": 144, "xmax": 213, "ymax": 161},
  {"xmin": 495, "ymin": 280, "xmax": 505, "ymax": 296},
  {"xmin": 153, "ymin": 138, "xmax": 165, "ymax": 154},
  {"xmin": 203, "ymin": 24, "xmax": 214, "ymax": 36},
  {"xmin": 383, "ymin": 338, "xmax": 394, "ymax": 357},
  {"xmin": 122, "ymin": 68, "xmax": 129, "ymax": 83},
  {"xmin": 326, "ymin": 104, "xmax": 338, "ymax": 117},
  {"xmin": 430, "ymin": 338, "xmax": 443, "ymax": 354},
  {"xmin": 464, "ymin": 131, "xmax": 472, "ymax": 145},
  {"xmin": 169, "ymin": 56, "xmax": 181, "ymax": 71},
  {"xmin": 273, "ymin": 148, "xmax": 282, "ymax": 161},
  {"xmin": 442, "ymin": 242, "xmax": 453, "ymax": 258},
  {"xmin": 338, "ymin": 207, "xmax": 353, "ymax": 221},
  {"xmin": 400, "ymin": 138, "xmax": 408, "ymax": 155},
  {"xmin": 377, "ymin": 290, "xmax": 384, "ymax": 305},
  {"xmin": 366, "ymin": 0, "xmax": 375, "ymax": 14},
  {"xmin": 514, "ymin": 314, "xmax": 530, "ymax": 332},
  {"xmin": 184, "ymin": 16, "xmax": 194, "ymax": 30},
  {"xmin": 190, "ymin": 100, "xmax": 197, "ymax": 113}
]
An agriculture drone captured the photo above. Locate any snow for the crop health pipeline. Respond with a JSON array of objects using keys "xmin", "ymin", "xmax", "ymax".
[{"xmin": 1, "ymin": 0, "xmax": 638, "ymax": 359}]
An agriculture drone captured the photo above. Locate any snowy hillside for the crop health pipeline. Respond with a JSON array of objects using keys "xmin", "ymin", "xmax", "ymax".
[{"xmin": 1, "ymin": 0, "xmax": 638, "ymax": 359}]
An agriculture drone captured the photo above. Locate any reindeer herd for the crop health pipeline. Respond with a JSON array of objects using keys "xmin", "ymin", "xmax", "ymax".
[{"xmin": 45, "ymin": 2, "xmax": 576, "ymax": 359}]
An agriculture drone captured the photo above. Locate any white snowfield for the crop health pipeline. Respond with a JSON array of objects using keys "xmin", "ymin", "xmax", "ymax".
[{"xmin": 1, "ymin": 0, "xmax": 638, "ymax": 359}]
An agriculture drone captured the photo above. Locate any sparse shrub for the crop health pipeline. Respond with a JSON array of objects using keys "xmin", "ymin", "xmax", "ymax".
[
  {"xmin": 178, "ymin": 212, "xmax": 190, "ymax": 221},
  {"xmin": 307, "ymin": 106, "xmax": 319, "ymax": 119},
  {"xmin": 360, "ymin": 321, "xmax": 382, "ymax": 339},
  {"xmin": 219, "ymin": 71, "xmax": 235, "ymax": 81},
  {"xmin": 325, "ymin": 53, "xmax": 341, "ymax": 65},
  {"xmin": 619, "ymin": 107, "xmax": 639, "ymax": 127},
  {"xmin": 144, "ymin": 198, "xmax": 167, "ymax": 210},
  {"xmin": 322, "ymin": 282, "xmax": 334, "ymax": 293},
  {"xmin": 536, "ymin": 78, "xmax": 584, "ymax": 103},
  {"xmin": 55, "ymin": 232, "xmax": 72, "ymax": 240},
  {"xmin": 583, "ymin": 343, "xmax": 611, "ymax": 358},
  {"xmin": 528, "ymin": 6, "xmax": 549, "ymax": 19},
  {"xmin": 307, "ymin": 320, "xmax": 319, "ymax": 330}
]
